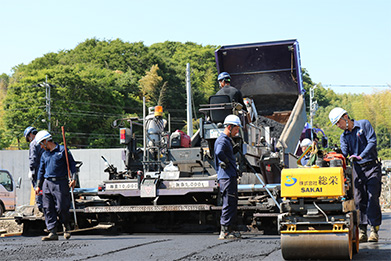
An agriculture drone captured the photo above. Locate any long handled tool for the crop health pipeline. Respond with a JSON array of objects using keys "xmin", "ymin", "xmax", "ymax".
[
  {"xmin": 61, "ymin": 126, "xmax": 79, "ymax": 229},
  {"xmin": 229, "ymin": 138, "xmax": 281, "ymax": 211}
]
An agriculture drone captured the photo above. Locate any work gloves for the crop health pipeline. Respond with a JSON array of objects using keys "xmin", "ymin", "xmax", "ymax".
[
  {"xmin": 69, "ymin": 179, "xmax": 76, "ymax": 189},
  {"xmin": 232, "ymin": 143, "xmax": 241, "ymax": 154},
  {"xmin": 69, "ymin": 173, "xmax": 77, "ymax": 189},
  {"xmin": 349, "ymin": 155, "xmax": 362, "ymax": 162},
  {"xmin": 219, "ymin": 159, "xmax": 230, "ymax": 170},
  {"xmin": 219, "ymin": 162, "xmax": 227, "ymax": 169},
  {"xmin": 28, "ymin": 170, "xmax": 34, "ymax": 180}
]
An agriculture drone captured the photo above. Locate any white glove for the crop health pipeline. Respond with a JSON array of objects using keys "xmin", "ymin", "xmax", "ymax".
[{"xmin": 28, "ymin": 170, "xmax": 34, "ymax": 180}]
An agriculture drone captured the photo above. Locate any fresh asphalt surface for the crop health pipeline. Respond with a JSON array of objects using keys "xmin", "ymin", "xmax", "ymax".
[{"xmin": 1, "ymin": 212, "xmax": 391, "ymax": 261}]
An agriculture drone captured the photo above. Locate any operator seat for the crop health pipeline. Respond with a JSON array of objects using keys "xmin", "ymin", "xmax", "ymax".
[{"xmin": 208, "ymin": 95, "xmax": 232, "ymax": 124}]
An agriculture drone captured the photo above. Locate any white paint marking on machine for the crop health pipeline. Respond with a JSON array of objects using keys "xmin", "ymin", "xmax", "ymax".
[
  {"xmin": 208, "ymin": 129, "xmax": 222, "ymax": 139},
  {"xmin": 105, "ymin": 182, "xmax": 138, "ymax": 190},
  {"xmin": 169, "ymin": 181, "xmax": 209, "ymax": 189}
]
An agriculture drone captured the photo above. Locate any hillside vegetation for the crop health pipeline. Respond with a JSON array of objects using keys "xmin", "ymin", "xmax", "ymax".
[{"xmin": 0, "ymin": 39, "xmax": 390, "ymax": 158}]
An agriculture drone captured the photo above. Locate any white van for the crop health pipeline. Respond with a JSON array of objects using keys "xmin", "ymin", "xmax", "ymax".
[{"xmin": 0, "ymin": 169, "xmax": 21, "ymax": 216}]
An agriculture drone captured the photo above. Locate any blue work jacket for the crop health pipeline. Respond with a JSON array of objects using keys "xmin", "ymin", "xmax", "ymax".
[
  {"xmin": 340, "ymin": 119, "xmax": 378, "ymax": 164},
  {"xmin": 214, "ymin": 133, "xmax": 237, "ymax": 180},
  {"xmin": 300, "ymin": 154, "xmax": 310, "ymax": 166},
  {"xmin": 37, "ymin": 143, "xmax": 76, "ymax": 181},
  {"xmin": 29, "ymin": 138, "xmax": 44, "ymax": 174}
]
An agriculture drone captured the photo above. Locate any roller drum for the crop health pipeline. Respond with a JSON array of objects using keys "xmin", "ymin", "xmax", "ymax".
[{"xmin": 281, "ymin": 232, "xmax": 352, "ymax": 260}]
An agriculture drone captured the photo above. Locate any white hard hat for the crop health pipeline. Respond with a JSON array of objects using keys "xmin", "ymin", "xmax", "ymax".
[
  {"xmin": 329, "ymin": 107, "xmax": 347, "ymax": 125},
  {"xmin": 35, "ymin": 130, "xmax": 52, "ymax": 144},
  {"xmin": 223, "ymin": 114, "xmax": 242, "ymax": 128},
  {"xmin": 300, "ymin": 138, "xmax": 312, "ymax": 147}
]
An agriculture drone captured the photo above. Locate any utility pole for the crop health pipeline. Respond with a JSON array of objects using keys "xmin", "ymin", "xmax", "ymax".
[
  {"xmin": 186, "ymin": 63, "xmax": 193, "ymax": 136},
  {"xmin": 309, "ymin": 85, "xmax": 318, "ymax": 141},
  {"xmin": 142, "ymin": 96, "xmax": 146, "ymax": 165},
  {"xmin": 45, "ymin": 76, "xmax": 51, "ymax": 132},
  {"xmin": 39, "ymin": 77, "xmax": 51, "ymax": 132}
]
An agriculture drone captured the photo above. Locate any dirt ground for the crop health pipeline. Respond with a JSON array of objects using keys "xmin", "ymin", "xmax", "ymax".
[{"xmin": 0, "ymin": 218, "xmax": 23, "ymax": 234}]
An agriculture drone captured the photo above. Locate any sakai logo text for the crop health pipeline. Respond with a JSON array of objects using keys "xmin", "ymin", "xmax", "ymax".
[
  {"xmin": 301, "ymin": 187, "xmax": 323, "ymax": 193},
  {"xmin": 284, "ymin": 176, "xmax": 297, "ymax": 187}
]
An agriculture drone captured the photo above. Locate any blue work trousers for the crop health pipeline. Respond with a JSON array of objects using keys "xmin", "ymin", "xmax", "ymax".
[
  {"xmin": 42, "ymin": 179, "xmax": 71, "ymax": 231},
  {"xmin": 353, "ymin": 162, "xmax": 382, "ymax": 227},
  {"xmin": 219, "ymin": 177, "xmax": 238, "ymax": 227}
]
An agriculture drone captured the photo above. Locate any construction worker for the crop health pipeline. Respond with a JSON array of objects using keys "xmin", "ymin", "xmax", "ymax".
[
  {"xmin": 214, "ymin": 114, "xmax": 242, "ymax": 239},
  {"xmin": 35, "ymin": 130, "xmax": 77, "ymax": 241},
  {"xmin": 329, "ymin": 107, "xmax": 382, "ymax": 242},
  {"xmin": 23, "ymin": 126, "xmax": 44, "ymax": 212},
  {"xmin": 300, "ymin": 138, "xmax": 312, "ymax": 166},
  {"xmin": 216, "ymin": 72, "xmax": 246, "ymax": 110}
]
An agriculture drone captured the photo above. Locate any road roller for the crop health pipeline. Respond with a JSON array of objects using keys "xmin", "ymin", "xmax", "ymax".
[{"xmin": 279, "ymin": 152, "xmax": 360, "ymax": 260}]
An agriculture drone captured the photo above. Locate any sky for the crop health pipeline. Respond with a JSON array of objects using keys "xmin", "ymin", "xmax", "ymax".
[{"xmin": 1, "ymin": 0, "xmax": 390, "ymax": 94}]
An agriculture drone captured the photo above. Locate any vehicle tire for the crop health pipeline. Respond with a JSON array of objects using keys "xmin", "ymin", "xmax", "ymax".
[{"xmin": 0, "ymin": 202, "xmax": 4, "ymax": 217}]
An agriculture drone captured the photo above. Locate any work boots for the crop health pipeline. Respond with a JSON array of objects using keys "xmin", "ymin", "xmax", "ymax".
[
  {"xmin": 42, "ymin": 228, "xmax": 58, "ymax": 241},
  {"xmin": 218, "ymin": 225, "xmax": 241, "ymax": 240},
  {"xmin": 63, "ymin": 224, "xmax": 71, "ymax": 240},
  {"xmin": 359, "ymin": 225, "xmax": 368, "ymax": 243},
  {"xmin": 368, "ymin": 226, "xmax": 379, "ymax": 242}
]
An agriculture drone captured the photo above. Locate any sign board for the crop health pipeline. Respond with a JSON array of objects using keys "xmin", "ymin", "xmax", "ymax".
[{"xmin": 281, "ymin": 167, "xmax": 345, "ymax": 198}]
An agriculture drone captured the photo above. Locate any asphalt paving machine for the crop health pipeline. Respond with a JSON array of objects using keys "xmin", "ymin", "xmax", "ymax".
[
  {"xmin": 85, "ymin": 39, "xmax": 307, "ymax": 233},
  {"xmin": 279, "ymin": 151, "xmax": 359, "ymax": 260},
  {"xmin": 14, "ymin": 40, "xmax": 307, "ymax": 235}
]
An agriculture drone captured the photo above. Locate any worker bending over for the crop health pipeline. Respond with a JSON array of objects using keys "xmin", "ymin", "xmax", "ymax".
[{"xmin": 329, "ymin": 107, "xmax": 382, "ymax": 242}]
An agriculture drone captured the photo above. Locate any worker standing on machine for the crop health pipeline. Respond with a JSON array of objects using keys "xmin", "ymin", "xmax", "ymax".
[
  {"xmin": 329, "ymin": 107, "xmax": 382, "ymax": 243},
  {"xmin": 299, "ymin": 138, "xmax": 312, "ymax": 166},
  {"xmin": 35, "ymin": 130, "xmax": 77, "ymax": 241},
  {"xmin": 214, "ymin": 114, "xmax": 242, "ymax": 239},
  {"xmin": 23, "ymin": 126, "xmax": 44, "ymax": 212},
  {"xmin": 216, "ymin": 72, "xmax": 246, "ymax": 110}
]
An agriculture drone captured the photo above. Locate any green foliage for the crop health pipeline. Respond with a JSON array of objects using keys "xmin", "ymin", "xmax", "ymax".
[
  {"xmin": 2, "ymin": 64, "xmax": 129, "ymax": 147},
  {"xmin": 139, "ymin": 64, "xmax": 163, "ymax": 104},
  {"xmin": 379, "ymin": 149, "xmax": 391, "ymax": 160},
  {"xmin": 1, "ymin": 38, "xmax": 389, "ymax": 157},
  {"xmin": 148, "ymin": 41, "xmax": 218, "ymax": 129},
  {"xmin": 0, "ymin": 73, "xmax": 10, "ymax": 149},
  {"xmin": 0, "ymin": 39, "xmax": 217, "ymax": 148},
  {"xmin": 307, "ymin": 78, "xmax": 391, "ymax": 158}
]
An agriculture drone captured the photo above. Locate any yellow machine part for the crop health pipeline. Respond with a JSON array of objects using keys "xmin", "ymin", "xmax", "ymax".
[
  {"xmin": 281, "ymin": 167, "xmax": 345, "ymax": 198},
  {"xmin": 30, "ymin": 184, "xmax": 35, "ymax": 205}
]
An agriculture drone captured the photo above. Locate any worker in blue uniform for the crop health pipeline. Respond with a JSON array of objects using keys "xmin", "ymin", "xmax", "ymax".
[
  {"xmin": 300, "ymin": 138, "xmax": 312, "ymax": 166},
  {"xmin": 35, "ymin": 130, "xmax": 77, "ymax": 241},
  {"xmin": 329, "ymin": 107, "xmax": 382, "ymax": 242},
  {"xmin": 214, "ymin": 114, "xmax": 242, "ymax": 239},
  {"xmin": 216, "ymin": 72, "xmax": 246, "ymax": 110},
  {"xmin": 23, "ymin": 126, "xmax": 44, "ymax": 212}
]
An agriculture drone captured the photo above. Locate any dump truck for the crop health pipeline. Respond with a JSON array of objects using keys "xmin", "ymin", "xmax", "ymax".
[{"xmin": 16, "ymin": 39, "xmax": 307, "ymax": 234}]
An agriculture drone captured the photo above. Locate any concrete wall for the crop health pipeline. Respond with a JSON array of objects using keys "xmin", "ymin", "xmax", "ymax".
[{"xmin": 0, "ymin": 148, "xmax": 125, "ymax": 206}]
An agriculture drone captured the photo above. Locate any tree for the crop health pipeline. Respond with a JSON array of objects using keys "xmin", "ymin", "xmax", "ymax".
[
  {"xmin": 1, "ymin": 38, "xmax": 389, "ymax": 159},
  {"xmin": 149, "ymin": 41, "xmax": 217, "ymax": 130},
  {"xmin": 0, "ymin": 74, "xmax": 11, "ymax": 149},
  {"xmin": 139, "ymin": 64, "xmax": 163, "ymax": 104},
  {"xmin": 2, "ymin": 65, "xmax": 126, "ymax": 148}
]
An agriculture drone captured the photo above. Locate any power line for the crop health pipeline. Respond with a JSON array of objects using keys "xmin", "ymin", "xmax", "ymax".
[
  {"xmin": 51, "ymin": 98, "xmax": 141, "ymax": 111},
  {"xmin": 4, "ymin": 105, "xmax": 46, "ymax": 111},
  {"xmin": 51, "ymin": 110, "xmax": 125, "ymax": 118},
  {"xmin": 323, "ymin": 84, "xmax": 390, "ymax": 88}
]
